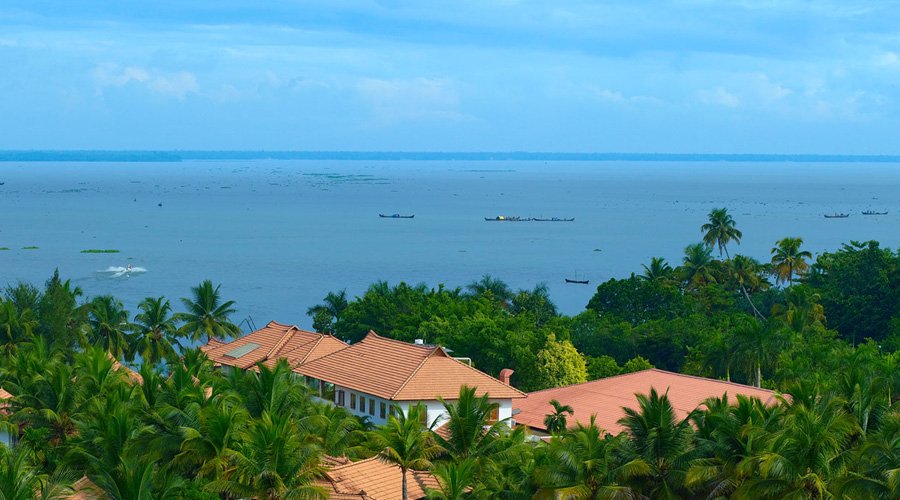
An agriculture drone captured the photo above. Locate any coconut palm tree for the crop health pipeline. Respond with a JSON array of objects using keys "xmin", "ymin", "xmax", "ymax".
[
  {"xmin": 427, "ymin": 458, "xmax": 481, "ymax": 500},
  {"xmin": 536, "ymin": 416, "xmax": 647, "ymax": 499},
  {"xmin": 306, "ymin": 290, "xmax": 348, "ymax": 334},
  {"xmin": 731, "ymin": 318, "xmax": 785, "ymax": 388},
  {"xmin": 729, "ymin": 255, "xmax": 766, "ymax": 320},
  {"xmin": 466, "ymin": 275, "xmax": 513, "ymax": 305},
  {"xmin": 771, "ymin": 237, "xmax": 812, "ymax": 287},
  {"xmin": 737, "ymin": 395, "xmax": 858, "ymax": 499},
  {"xmin": 702, "ymin": 208, "xmax": 743, "ymax": 258},
  {"xmin": 681, "ymin": 243, "xmax": 717, "ymax": 288},
  {"xmin": 834, "ymin": 409, "xmax": 900, "ymax": 499},
  {"xmin": 0, "ymin": 446, "xmax": 73, "ymax": 500},
  {"xmin": 640, "ymin": 257, "xmax": 674, "ymax": 282},
  {"xmin": 435, "ymin": 385, "xmax": 507, "ymax": 461},
  {"xmin": 0, "ymin": 299, "xmax": 38, "ymax": 355},
  {"xmin": 618, "ymin": 388, "xmax": 696, "ymax": 499},
  {"xmin": 174, "ymin": 400, "xmax": 248, "ymax": 481},
  {"xmin": 91, "ymin": 454, "xmax": 184, "ymax": 500},
  {"xmin": 369, "ymin": 403, "xmax": 442, "ymax": 500},
  {"xmin": 543, "ymin": 399, "xmax": 574, "ymax": 435},
  {"xmin": 771, "ymin": 285, "xmax": 825, "ymax": 335},
  {"xmin": 207, "ymin": 411, "xmax": 324, "ymax": 499},
  {"xmin": 176, "ymin": 280, "xmax": 241, "ymax": 342},
  {"xmin": 131, "ymin": 296, "xmax": 182, "ymax": 365},
  {"xmin": 86, "ymin": 295, "xmax": 132, "ymax": 360}
]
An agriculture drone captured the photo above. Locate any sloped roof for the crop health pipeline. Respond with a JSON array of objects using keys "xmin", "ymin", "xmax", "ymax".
[
  {"xmin": 294, "ymin": 331, "xmax": 525, "ymax": 401},
  {"xmin": 68, "ymin": 477, "xmax": 103, "ymax": 499},
  {"xmin": 108, "ymin": 355, "xmax": 144, "ymax": 385},
  {"xmin": 0, "ymin": 387, "xmax": 11, "ymax": 401},
  {"xmin": 515, "ymin": 368, "xmax": 777, "ymax": 434},
  {"xmin": 202, "ymin": 321, "xmax": 346, "ymax": 370},
  {"xmin": 318, "ymin": 456, "xmax": 439, "ymax": 500}
]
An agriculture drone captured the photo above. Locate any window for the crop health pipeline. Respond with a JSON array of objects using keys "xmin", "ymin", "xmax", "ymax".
[
  {"xmin": 321, "ymin": 381, "xmax": 335, "ymax": 402},
  {"xmin": 369, "ymin": 398, "xmax": 376, "ymax": 416},
  {"xmin": 305, "ymin": 376, "xmax": 319, "ymax": 392},
  {"xmin": 418, "ymin": 407, "xmax": 428, "ymax": 427},
  {"xmin": 380, "ymin": 402, "xmax": 387, "ymax": 419},
  {"xmin": 360, "ymin": 397, "xmax": 366, "ymax": 413},
  {"xmin": 337, "ymin": 390, "xmax": 345, "ymax": 407},
  {"xmin": 389, "ymin": 405, "xmax": 396, "ymax": 417},
  {"xmin": 487, "ymin": 406, "xmax": 500, "ymax": 425},
  {"xmin": 350, "ymin": 393, "xmax": 356, "ymax": 410}
]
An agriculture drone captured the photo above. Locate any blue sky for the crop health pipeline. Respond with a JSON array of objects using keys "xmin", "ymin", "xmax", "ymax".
[{"xmin": 1, "ymin": 0, "xmax": 899, "ymax": 152}]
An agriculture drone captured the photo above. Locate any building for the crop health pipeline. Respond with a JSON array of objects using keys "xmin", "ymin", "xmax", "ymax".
[
  {"xmin": 317, "ymin": 456, "xmax": 440, "ymax": 499},
  {"xmin": 515, "ymin": 368, "xmax": 777, "ymax": 436},
  {"xmin": 293, "ymin": 331, "xmax": 526, "ymax": 427},
  {"xmin": 0, "ymin": 387, "xmax": 13, "ymax": 448},
  {"xmin": 202, "ymin": 320, "xmax": 347, "ymax": 372}
]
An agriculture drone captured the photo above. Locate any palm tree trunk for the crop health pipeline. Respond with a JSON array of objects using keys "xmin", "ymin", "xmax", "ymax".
[
  {"xmin": 741, "ymin": 284, "xmax": 766, "ymax": 321},
  {"xmin": 756, "ymin": 361, "xmax": 762, "ymax": 388},
  {"xmin": 726, "ymin": 365, "xmax": 730, "ymax": 382},
  {"xmin": 402, "ymin": 468, "xmax": 408, "ymax": 500}
]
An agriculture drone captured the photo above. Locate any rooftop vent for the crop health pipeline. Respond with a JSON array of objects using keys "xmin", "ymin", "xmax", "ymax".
[{"xmin": 414, "ymin": 339, "xmax": 425, "ymax": 345}]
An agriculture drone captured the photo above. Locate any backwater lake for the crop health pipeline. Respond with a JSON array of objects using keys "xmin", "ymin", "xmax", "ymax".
[{"xmin": 1, "ymin": 160, "xmax": 898, "ymax": 329}]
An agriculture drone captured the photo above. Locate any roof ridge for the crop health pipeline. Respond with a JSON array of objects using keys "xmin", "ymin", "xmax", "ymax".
[
  {"xmin": 436, "ymin": 354, "xmax": 528, "ymax": 397},
  {"xmin": 365, "ymin": 330, "xmax": 435, "ymax": 352},
  {"xmin": 645, "ymin": 368, "xmax": 778, "ymax": 394},
  {"xmin": 265, "ymin": 325, "xmax": 299, "ymax": 360},
  {"xmin": 525, "ymin": 368, "xmax": 777, "ymax": 396},
  {"xmin": 390, "ymin": 346, "xmax": 441, "ymax": 399}
]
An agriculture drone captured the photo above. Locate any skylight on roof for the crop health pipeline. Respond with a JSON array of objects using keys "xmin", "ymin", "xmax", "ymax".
[{"xmin": 224, "ymin": 342, "xmax": 260, "ymax": 359}]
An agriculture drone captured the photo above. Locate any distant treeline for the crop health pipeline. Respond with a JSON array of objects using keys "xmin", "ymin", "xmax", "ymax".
[{"xmin": 3, "ymin": 150, "xmax": 900, "ymax": 162}]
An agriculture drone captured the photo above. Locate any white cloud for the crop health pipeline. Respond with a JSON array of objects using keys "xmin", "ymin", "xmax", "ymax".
[
  {"xmin": 875, "ymin": 51, "xmax": 900, "ymax": 68},
  {"xmin": 355, "ymin": 77, "xmax": 467, "ymax": 123},
  {"xmin": 92, "ymin": 63, "xmax": 198, "ymax": 99},
  {"xmin": 698, "ymin": 86, "xmax": 740, "ymax": 107}
]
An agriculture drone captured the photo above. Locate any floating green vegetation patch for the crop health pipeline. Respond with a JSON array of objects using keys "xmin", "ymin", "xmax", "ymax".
[
  {"xmin": 0, "ymin": 247, "xmax": 9, "ymax": 251},
  {"xmin": 22, "ymin": 246, "xmax": 39, "ymax": 250},
  {"xmin": 81, "ymin": 249, "xmax": 121, "ymax": 254}
]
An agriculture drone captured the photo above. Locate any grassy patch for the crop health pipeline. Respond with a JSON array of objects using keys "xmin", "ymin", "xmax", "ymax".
[
  {"xmin": 80, "ymin": 249, "xmax": 121, "ymax": 254},
  {"xmin": 22, "ymin": 246, "xmax": 39, "ymax": 250}
]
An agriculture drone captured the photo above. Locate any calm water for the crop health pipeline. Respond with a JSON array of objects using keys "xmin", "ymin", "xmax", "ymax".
[{"xmin": 1, "ymin": 160, "xmax": 898, "ymax": 328}]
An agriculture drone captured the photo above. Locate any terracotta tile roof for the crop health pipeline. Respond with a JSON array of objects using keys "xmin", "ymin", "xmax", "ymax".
[
  {"xmin": 318, "ymin": 456, "xmax": 439, "ymax": 500},
  {"xmin": 68, "ymin": 477, "xmax": 103, "ymax": 499},
  {"xmin": 0, "ymin": 387, "xmax": 11, "ymax": 401},
  {"xmin": 109, "ymin": 356, "xmax": 144, "ymax": 385},
  {"xmin": 0, "ymin": 386, "xmax": 11, "ymax": 415},
  {"xmin": 202, "ymin": 320, "xmax": 346, "ymax": 370},
  {"xmin": 294, "ymin": 331, "xmax": 525, "ymax": 401},
  {"xmin": 515, "ymin": 368, "xmax": 778, "ymax": 434}
]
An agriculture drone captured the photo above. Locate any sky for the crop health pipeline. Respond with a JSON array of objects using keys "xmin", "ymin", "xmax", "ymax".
[{"xmin": 1, "ymin": 0, "xmax": 899, "ymax": 153}]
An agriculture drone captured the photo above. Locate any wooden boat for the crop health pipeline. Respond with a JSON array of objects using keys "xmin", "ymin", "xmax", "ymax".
[
  {"xmin": 533, "ymin": 217, "xmax": 575, "ymax": 222},
  {"xmin": 565, "ymin": 278, "xmax": 590, "ymax": 284},
  {"xmin": 379, "ymin": 213, "xmax": 415, "ymax": 219},
  {"xmin": 484, "ymin": 216, "xmax": 530, "ymax": 221},
  {"xmin": 823, "ymin": 213, "xmax": 850, "ymax": 218},
  {"xmin": 862, "ymin": 210, "xmax": 888, "ymax": 215}
]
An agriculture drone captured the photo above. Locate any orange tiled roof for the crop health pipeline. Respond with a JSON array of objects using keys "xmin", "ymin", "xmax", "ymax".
[
  {"xmin": 202, "ymin": 321, "xmax": 346, "ymax": 370},
  {"xmin": 0, "ymin": 387, "xmax": 11, "ymax": 401},
  {"xmin": 294, "ymin": 331, "xmax": 525, "ymax": 401},
  {"xmin": 108, "ymin": 355, "xmax": 144, "ymax": 385},
  {"xmin": 319, "ymin": 456, "xmax": 439, "ymax": 500},
  {"xmin": 68, "ymin": 477, "xmax": 103, "ymax": 499},
  {"xmin": 515, "ymin": 368, "xmax": 777, "ymax": 434}
]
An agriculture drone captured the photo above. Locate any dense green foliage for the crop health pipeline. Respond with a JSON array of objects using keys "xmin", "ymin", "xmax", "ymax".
[{"xmin": 1, "ymin": 208, "xmax": 899, "ymax": 498}]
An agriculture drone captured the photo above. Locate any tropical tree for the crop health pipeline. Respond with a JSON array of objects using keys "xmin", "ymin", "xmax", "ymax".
[
  {"xmin": 465, "ymin": 275, "xmax": 513, "ymax": 306},
  {"xmin": 86, "ymin": 295, "xmax": 131, "ymax": 359},
  {"xmin": 702, "ymin": 208, "xmax": 743, "ymax": 258},
  {"xmin": 369, "ymin": 404, "xmax": 442, "ymax": 500},
  {"xmin": 435, "ymin": 385, "xmax": 507, "ymax": 461},
  {"xmin": 771, "ymin": 285, "xmax": 825, "ymax": 335},
  {"xmin": 176, "ymin": 280, "xmax": 241, "ymax": 342},
  {"xmin": 207, "ymin": 411, "xmax": 324, "ymax": 500},
  {"xmin": 543, "ymin": 399, "xmax": 574, "ymax": 435},
  {"xmin": 731, "ymin": 318, "xmax": 785, "ymax": 388},
  {"xmin": 640, "ymin": 257, "xmax": 674, "ymax": 282},
  {"xmin": 536, "ymin": 416, "xmax": 647, "ymax": 499},
  {"xmin": 306, "ymin": 290, "xmax": 348, "ymax": 334},
  {"xmin": 681, "ymin": 243, "xmax": 717, "ymax": 288},
  {"xmin": 618, "ymin": 388, "xmax": 695, "ymax": 499},
  {"xmin": 728, "ymin": 254, "xmax": 767, "ymax": 320},
  {"xmin": 131, "ymin": 296, "xmax": 182, "ymax": 364},
  {"xmin": 0, "ymin": 446, "xmax": 73, "ymax": 500},
  {"xmin": 0, "ymin": 299, "xmax": 38, "ymax": 354},
  {"xmin": 427, "ymin": 458, "xmax": 481, "ymax": 500},
  {"xmin": 771, "ymin": 237, "xmax": 812, "ymax": 287},
  {"xmin": 737, "ymin": 395, "xmax": 858, "ymax": 499}
]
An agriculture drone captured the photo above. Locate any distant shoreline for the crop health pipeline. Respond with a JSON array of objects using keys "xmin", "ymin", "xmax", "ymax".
[{"xmin": 2, "ymin": 150, "xmax": 900, "ymax": 163}]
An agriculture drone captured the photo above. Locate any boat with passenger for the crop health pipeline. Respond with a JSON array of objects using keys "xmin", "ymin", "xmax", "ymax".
[
  {"xmin": 533, "ymin": 217, "xmax": 575, "ymax": 222},
  {"xmin": 862, "ymin": 210, "xmax": 888, "ymax": 215},
  {"xmin": 379, "ymin": 214, "xmax": 415, "ymax": 219},
  {"xmin": 484, "ymin": 216, "xmax": 531, "ymax": 221},
  {"xmin": 824, "ymin": 213, "xmax": 850, "ymax": 218}
]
